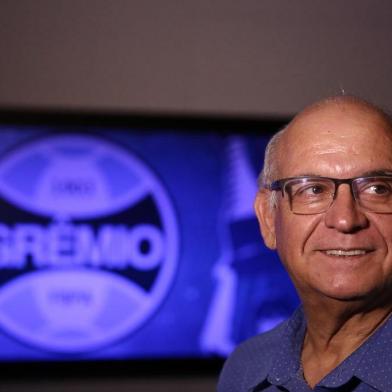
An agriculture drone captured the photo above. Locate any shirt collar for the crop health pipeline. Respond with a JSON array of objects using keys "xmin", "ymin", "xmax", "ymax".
[{"xmin": 353, "ymin": 312, "xmax": 392, "ymax": 391}]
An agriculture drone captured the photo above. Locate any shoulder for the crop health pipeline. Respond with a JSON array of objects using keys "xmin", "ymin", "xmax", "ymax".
[{"xmin": 217, "ymin": 320, "xmax": 288, "ymax": 392}]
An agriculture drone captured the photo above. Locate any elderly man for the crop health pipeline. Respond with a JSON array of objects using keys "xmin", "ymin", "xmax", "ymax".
[{"xmin": 218, "ymin": 96, "xmax": 392, "ymax": 391}]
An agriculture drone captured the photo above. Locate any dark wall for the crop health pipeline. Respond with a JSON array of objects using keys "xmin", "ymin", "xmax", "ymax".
[{"xmin": 0, "ymin": 1, "xmax": 392, "ymax": 116}]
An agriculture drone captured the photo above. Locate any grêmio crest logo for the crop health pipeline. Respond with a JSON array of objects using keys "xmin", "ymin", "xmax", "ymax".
[{"xmin": 0, "ymin": 134, "xmax": 179, "ymax": 352}]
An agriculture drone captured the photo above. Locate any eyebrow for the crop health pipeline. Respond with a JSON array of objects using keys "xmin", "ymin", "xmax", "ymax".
[
  {"xmin": 292, "ymin": 170, "xmax": 392, "ymax": 178},
  {"xmin": 360, "ymin": 169, "xmax": 392, "ymax": 177}
]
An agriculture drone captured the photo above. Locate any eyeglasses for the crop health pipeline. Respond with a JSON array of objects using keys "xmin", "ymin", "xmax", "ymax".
[{"xmin": 267, "ymin": 175, "xmax": 392, "ymax": 215}]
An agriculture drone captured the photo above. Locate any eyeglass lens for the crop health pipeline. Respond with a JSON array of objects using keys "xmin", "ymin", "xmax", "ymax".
[{"xmin": 285, "ymin": 177, "xmax": 392, "ymax": 214}]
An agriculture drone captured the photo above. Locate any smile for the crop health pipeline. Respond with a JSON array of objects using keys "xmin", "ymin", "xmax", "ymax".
[{"xmin": 324, "ymin": 249, "xmax": 368, "ymax": 257}]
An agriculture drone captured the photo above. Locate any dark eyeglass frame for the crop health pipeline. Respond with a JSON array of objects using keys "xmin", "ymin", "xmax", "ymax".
[{"xmin": 266, "ymin": 175, "xmax": 392, "ymax": 214}]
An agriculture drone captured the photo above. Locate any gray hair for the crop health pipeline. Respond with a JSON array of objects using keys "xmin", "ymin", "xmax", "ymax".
[
  {"xmin": 256, "ymin": 126, "xmax": 288, "ymax": 208},
  {"xmin": 257, "ymin": 126, "xmax": 287, "ymax": 188}
]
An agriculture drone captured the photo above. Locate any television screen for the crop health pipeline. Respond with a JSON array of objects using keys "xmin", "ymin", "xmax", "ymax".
[{"xmin": 0, "ymin": 112, "xmax": 299, "ymax": 373}]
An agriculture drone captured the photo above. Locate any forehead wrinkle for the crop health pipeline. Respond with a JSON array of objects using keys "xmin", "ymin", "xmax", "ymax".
[{"xmin": 313, "ymin": 146, "xmax": 355, "ymax": 155}]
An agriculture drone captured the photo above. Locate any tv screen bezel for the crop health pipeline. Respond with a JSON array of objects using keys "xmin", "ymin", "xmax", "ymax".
[{"xmin": 0, "ymin": 108, "xmax": 289, "ymax": 379}]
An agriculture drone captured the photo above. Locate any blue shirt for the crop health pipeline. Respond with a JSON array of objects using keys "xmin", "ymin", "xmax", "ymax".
[{"xmin": 218, "ymin": 307, "xmax": 392, "ymax": 391}]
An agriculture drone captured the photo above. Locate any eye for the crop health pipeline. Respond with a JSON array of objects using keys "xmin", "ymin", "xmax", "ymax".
[
  {"xmin": 291, "ymin": 182, "xmax": 330, "ymax": 199},
  {"xmin": 363, "ymin": 182, "xmax": 392, "ymax": 196},
  {"xmin": 306, "ymin": 185, "xmax": 325, "ymax": 195}
]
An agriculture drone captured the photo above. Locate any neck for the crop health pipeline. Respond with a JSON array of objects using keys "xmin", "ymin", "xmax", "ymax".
[
  {"xmin": 299, "ymin": 294, "xmax": 392, "ymax": 388},
  {"xmin": 304, "ymin": 300, "xmax": 392, "ymax": 350}
]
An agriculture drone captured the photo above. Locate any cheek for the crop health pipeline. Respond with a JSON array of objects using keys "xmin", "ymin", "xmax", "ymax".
[
  {"xmin": 275, "ymin": 209, "xmax": 321, "ymax": 252},
  {"xmin": 274, "ymin": 211, "xmax": 300, "ymax": 269},
  {"xmin": 274, "ymin": 211, "xmax": 323, "ymax": 276},
  {"xmin": 369, "ymin": 216, "xmax": 392, "ymax": 253},
  {"xmin": 376, "ymin": 216, "xmax": 392, "ymax": 235}
]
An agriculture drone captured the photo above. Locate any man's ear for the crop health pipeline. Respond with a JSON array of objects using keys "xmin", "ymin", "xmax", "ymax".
[{"xmin": 254, "ymin": 190, "xmax": 277, "ymax": 250}]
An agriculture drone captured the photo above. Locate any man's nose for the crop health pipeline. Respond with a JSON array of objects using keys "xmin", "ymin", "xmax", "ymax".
[{"xmin": 324, "ymin": 184, "xmax": 369, "ymax": 232}]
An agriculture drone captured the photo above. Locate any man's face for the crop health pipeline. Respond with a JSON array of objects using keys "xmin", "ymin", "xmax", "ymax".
[{"xmin": 256, "ymin": 103, "xmax": 392, "ymax": 302}]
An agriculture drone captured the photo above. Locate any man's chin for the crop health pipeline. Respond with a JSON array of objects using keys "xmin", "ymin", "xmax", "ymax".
[
  {"xmin": 324, "ymin": 293, "xmax": 370, "ymax": 303},
  {"xmin": 315, "ymin": 285, "xmax": 389, "ymax": 305}
]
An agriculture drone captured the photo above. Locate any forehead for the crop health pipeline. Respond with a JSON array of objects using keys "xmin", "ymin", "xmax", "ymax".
[{"xmin": 278, "ymin": 103, "xmax": 392, "ymax": 178}]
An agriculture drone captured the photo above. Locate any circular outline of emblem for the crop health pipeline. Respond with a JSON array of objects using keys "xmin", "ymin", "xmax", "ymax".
[{"xmin": 0, "ymin": 134, "xmax": 179, "ymax": 352}]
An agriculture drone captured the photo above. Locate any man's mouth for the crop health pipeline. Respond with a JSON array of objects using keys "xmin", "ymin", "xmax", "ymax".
[{"xmin": 323, "ymin": 249, "xmax": 369, "ymax": 257}]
